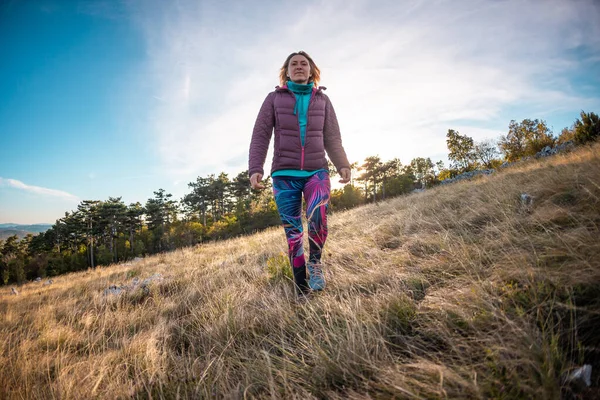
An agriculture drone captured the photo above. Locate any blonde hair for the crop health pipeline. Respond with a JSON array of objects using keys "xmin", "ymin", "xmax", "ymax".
[{"xmin": 279, "ymin": 51, "xmax": 321, "ymax": 87}]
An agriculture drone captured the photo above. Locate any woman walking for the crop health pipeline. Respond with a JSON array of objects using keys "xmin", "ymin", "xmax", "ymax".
[{"xmin": 248, "ymin": 51, "xmax": 351, "ymax": 297}]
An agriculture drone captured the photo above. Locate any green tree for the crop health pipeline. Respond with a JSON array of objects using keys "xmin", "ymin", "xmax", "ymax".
[
  {"xmin": 330, "ymin": 184, "xmax": 364, "ymax": 210},
  {"xmin": 573, "ymin": 111, "xmax": 600, "ymax": 144},
  {"xmin": 409, "ymin": 157, "xmax": 434, "ymax": 188},
  {"xmin": 231, "ymin": 171, "xmax": 251, "ymax": 208},
  {"xmin": 384, "ymin": 174, "xmax": 414, "ymax": 197},
  {"xmin": 19, "ymin": 234, "xmax": 37, "ymax": 280},
  {"xmin": 379, "ymin": 159, "xmax": 400, "ymax": 199},
  {"xmin": 171, "ymin": 220, "xmax": 205, "ymax": 248},
  {"xmin": 28, "ymin": 233, "xmax": 50, "ymax": 255},
  {"xmin": 0, "ymin": 235, "xmax": 30, "ymax": 284},
  {"xmin": 77, "ymin": 200, "xmax": 100, "ymax": 268},
  {"xmin": 499, "ymin": 119, "xmax": 555, "ymax": 161},
  {"xmin": 473, "ymin": 139, "xmax": 500, "ymax": 169},
  {"xmin": 1, "ymin": 235, "xmax": 20, "ymax": 284},
  {"xmin": 98, "ymin": 197, "xmax": 127, "ymax": 263},
  {"xmin": 357, "ymin": 156, "xmax": 383, "ymax": 202},
  {"xmin": 124, "ymin": 202, "xmax": 144, "ymax": 258},
  {"xmin": 244, "ymin": 177, "xmax": 279, "ymax": 233},
  {"xmin": 432, "ymin": 160, "xmax": 445, "ymax": 182},
  {"xmin": 183, "ymin": 176, "xmax": 211, "ymax": 225},
  {"xmin": 557, "ymin": 126, "xmax": 575, "ymax": 144},
  {"xmin": 446, "ymin": 129, "xmax": 476, "ymax": 171},
  {"xmin": 210, "ymin": 173, "xmax": 232, "ymax": 222},
  {"xmin": 230, "ymin": 170, "xmax": 255, "ymax": 232},
  {"xmin": 145, "ymin": 189, "xmax": 178, "ymax": 253},
  {"xmin": 61, "ymin": 211, "xmax": 85, "ymax": 255}
]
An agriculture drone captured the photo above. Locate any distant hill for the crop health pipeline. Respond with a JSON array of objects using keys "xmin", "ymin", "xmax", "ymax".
[{"xmin": 0, "ymin": 224, "xmax": 52, "ymax": 240}]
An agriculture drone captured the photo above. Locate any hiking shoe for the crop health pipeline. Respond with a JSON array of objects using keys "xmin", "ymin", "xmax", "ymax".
[{"xmin": 307, "ymin": 263, "xmax": 325, "ymax": 291}]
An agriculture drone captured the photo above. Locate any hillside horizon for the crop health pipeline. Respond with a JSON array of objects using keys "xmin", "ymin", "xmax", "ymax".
[
  {"xmin": 1, "ymin": 143, "xmax": 599, "ymax": 398},
  {"xmin": 0, "ymin": 224, "xmax": 52, "ymax": 240},
  {"xmin": 0, "ymin": 223, "xmax": 51, "ymax": 226}
]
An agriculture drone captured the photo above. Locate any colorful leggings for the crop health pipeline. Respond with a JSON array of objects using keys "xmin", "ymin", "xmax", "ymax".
[{"xmin": 272, "ymin": 171, "xmax": 330, "ymax": 292}]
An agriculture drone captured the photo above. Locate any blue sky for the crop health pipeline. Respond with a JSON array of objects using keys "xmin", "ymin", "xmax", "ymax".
[{"xmin": 1, "ymin": 0, "xmax": 599, "ymax": 224}]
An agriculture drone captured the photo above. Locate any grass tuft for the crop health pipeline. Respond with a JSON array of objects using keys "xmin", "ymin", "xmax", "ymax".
[{"xmin": 266, "ymin": 252, "xmax": 293, "ymax": 284}]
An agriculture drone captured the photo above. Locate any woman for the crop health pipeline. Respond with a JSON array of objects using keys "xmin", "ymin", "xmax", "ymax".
[{"xmin": 249, "ymin": 51, "xmax": 351, "ymax": 297}]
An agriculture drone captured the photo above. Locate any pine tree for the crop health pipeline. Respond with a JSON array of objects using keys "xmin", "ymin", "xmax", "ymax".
[
  {"xmin": 358, "ymin": 156, "xmax": 383, "ymax": 202},
  {"xmin": 99, "ymin": 197, "xmax": 127, "ymax": 263},
  {"xmin": 124, "ymin": 202, "xmax": 144, "ymax": 258},
  {"xmin": 145, "ymin": 189, "xmax": 178, "ymax": 253},
  {"xmin": 77, "ymin": 200, "xmax": 100, "ymax": 268}
]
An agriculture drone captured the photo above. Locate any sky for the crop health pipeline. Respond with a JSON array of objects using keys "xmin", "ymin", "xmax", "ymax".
[{"xmin": 1, "ymin": 0, "xmax": 599, "ymax": 225}]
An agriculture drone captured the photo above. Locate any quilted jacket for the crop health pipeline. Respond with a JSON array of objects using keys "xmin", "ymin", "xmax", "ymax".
[{"xmin": 248, "ymin": 85, "xmax": 350, "ymax": 177}]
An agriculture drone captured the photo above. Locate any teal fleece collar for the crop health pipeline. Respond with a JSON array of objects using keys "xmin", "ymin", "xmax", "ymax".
[{"xmin": 287, "ymin": 80, "xmax": 313, "ymax": 115}]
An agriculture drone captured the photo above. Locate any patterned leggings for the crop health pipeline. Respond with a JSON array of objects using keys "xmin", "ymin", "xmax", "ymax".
[{"xmin": 272, "ymin": 171, "xmax": 330, "ymax": 292}]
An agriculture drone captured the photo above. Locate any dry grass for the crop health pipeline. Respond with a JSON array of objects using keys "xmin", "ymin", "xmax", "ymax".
[{"xmin": 2, "ymin": 143, "xmax": 600, "ymax": 399}]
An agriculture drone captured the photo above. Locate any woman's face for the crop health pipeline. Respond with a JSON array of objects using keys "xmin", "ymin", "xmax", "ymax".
[{"xmin": 287, "ymin": 54, "xmax": 311, "ymax": 84}]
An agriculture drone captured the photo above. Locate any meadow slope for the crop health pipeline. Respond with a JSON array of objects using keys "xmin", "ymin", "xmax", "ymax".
[{"xmin": 1, "ymin": 143, "xmax": 599, "ymax": 399}]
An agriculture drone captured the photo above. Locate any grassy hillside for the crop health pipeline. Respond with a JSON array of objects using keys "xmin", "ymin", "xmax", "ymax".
[{"xmin": 1, "ymin": 144, "xmax": 599, "ymax": 399}]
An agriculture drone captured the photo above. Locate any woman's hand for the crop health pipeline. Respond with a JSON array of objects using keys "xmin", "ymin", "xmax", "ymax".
[
  {"xmin": 339, "ymin": 168, "xmax": 351, "ymax": 184},
  {"xmin": 250, "ymin": 173, "xmax": 265, "ymax": 190}
]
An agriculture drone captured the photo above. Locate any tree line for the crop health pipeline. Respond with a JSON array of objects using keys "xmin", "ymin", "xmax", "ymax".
[{"xmin": 1, "ymin": 111, "xmax": 598, "ymax": 285}]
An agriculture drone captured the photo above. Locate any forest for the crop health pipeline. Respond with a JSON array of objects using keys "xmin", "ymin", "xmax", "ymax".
[{"xmin": 1, "ymin": 110, "xmax": 598, "ymax": 285}]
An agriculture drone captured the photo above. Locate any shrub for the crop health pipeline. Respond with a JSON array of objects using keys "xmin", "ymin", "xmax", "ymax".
[
  {"xmin": 266, "ymin": 252, "xmax": 292, "ymax": 284},
  {"xmin": 573, "ymin": 111, "xmax": 600, "ymax": 144}
]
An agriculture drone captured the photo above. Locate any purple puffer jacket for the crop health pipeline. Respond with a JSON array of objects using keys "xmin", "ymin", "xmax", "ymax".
[{"xmin": 248, "ymin": 85, "xmax": 350, "ymax": 177}]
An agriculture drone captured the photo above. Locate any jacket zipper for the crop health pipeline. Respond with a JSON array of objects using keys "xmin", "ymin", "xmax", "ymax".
[
  {"xmin": 301, "ymin": 88, "xmax": 316, "ymax": 170},
  {"xmin": 288, "ymin": 87, "xmax": 317, "ymax": 171}
]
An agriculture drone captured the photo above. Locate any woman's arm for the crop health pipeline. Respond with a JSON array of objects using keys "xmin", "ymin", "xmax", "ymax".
[
  {"xmin": 322, "ymin": 95, "xmax": 351, "ymax": 174},
  {"xmin": 249, "ymin": 92, "xmax": 276, "ymax": 178}
]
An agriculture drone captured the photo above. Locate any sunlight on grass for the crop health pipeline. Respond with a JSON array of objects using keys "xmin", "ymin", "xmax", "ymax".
[{"xmin": 1, "ymin": 143, "xmax": 599, "ymax": 398}]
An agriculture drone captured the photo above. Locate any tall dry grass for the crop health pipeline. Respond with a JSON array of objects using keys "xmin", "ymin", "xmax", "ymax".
[{"xmin": 1, "ymin": 143, "xmax": 599, "ymax": 399}]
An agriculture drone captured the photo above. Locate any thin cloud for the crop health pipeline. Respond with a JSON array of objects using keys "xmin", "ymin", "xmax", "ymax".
[
  {"xmin": 0, "ymin": 177, "xmax": 80, "ymax": 202},
  {"xmin": 77, "ymin": 1, "xmax": 128, "ymax": 20},
  {"xmin": 130, "ymin": 0, "xmax": 600, "ymax": 179}
]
